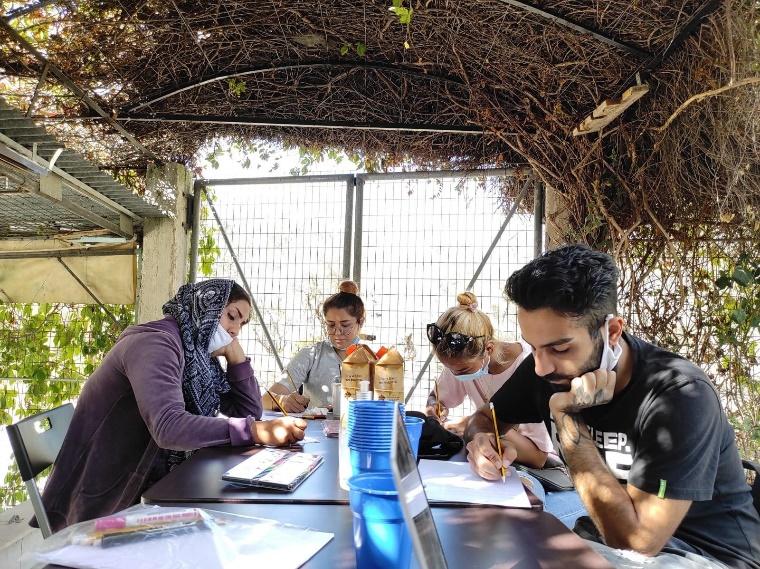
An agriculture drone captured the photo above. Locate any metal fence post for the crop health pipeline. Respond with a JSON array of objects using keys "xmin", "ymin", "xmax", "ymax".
[
  {"xmin": 533, "ymin": 179, "xmax": 545, "ymax": 258},
  {"xmin": 343, "ymin": 177, "xmax": 355, "ymax": 280},
  {"xmin": 188, "ymin": 180, "xmax": 204, "ymax": 283},
  {"xmin": 352, "ymin": 177, "xmax": 364, "ymax": 289}
]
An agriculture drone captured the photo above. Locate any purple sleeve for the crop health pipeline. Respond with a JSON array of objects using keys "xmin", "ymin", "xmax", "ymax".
[
  {"xmin": 120, "ymin": 331, "xmax": 255, "ymax": 451},
  {"xmin": 220, "ymin": 358, "xmax": 263, "ymax": 421}
]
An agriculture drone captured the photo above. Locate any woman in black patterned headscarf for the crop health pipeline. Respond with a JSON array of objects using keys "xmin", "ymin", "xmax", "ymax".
[{"xmin": 38, "ymin": 279, "xmax": 307, "ymax": 532}]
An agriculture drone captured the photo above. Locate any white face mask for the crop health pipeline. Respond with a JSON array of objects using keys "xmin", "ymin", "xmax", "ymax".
[
  {"xmin": 453, "ymin": 357, "xmax": 490, "ymax": 382},
  {"xmin": 208, "ymin": 324, "xmax": 233, "ymax": 354},
  {"xmin": 599, "ymin": 314, "xmax": 622, "ymax": 371}
]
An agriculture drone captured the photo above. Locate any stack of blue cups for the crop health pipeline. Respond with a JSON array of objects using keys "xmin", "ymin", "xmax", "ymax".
[
  {"xmin": 346, "ymin": 400, "xmax": 421, "ymax": 569},
  {"xmin": 347, "ymin": 400, "xmax": 407, "ymax": 475}
]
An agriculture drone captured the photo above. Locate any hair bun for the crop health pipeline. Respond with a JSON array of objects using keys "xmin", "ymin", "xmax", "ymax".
[
  {"xmin": 456, "ymin": 291, "xmax": 477, "ymax": 307},
  {"xmin": 338, "ymin": 280, "xmax": 360, "ymax": 295}
]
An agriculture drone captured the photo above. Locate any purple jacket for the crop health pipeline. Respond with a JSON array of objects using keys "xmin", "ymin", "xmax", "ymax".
[{"xmin": 40, "ymin": 317, "xmax": 263, "ymax": 532}]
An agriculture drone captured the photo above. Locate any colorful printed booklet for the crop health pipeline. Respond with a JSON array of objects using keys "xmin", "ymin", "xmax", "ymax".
[{"xmin": 222, "ymin": 448, "xmax": 323, "ymax": 491}]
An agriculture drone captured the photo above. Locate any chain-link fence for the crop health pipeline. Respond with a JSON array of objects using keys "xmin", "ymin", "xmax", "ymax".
[{"xmin": 201, "ymin": 170, "xmax": 539, "ymax": 418}]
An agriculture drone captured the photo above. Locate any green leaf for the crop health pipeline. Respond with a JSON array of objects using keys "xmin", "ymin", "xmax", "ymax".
[
  {"xmin": 389, "ymin": 6, "xmax": 413, "ymax": 25},
  {"xmin": 731, "ymin": 309, "xmax": 747, "ymax": 324},
  {"xmin": 227, "ymin": 78, "xmax": 246, "ymax": 97},
  {"xmin": 715, "ymin": 275, "xmax": 733, "ymax": 289},
  {"xmin": 339, "ymin": 44, "xmax": 350, "ymax": 56},
  {"xmin": 732, "ymin": 267, "xmax": 752, "ymax": 286},
  {"xmin": 355, "ymin": 42, "xmax": 367, "ymax": 57}
]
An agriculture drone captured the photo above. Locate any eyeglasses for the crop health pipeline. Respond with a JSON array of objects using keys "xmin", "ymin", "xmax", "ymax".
[
  {"xmin": 426, "ymin": 323, "xmax": 483, "ymax": 353},
  {"xmin": 325, "ymin": 321, "xmax": 357, "ymax": 335}
]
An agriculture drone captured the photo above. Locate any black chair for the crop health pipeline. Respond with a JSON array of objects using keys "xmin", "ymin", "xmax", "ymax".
[
  {"xmin": 744, "ymin": 459, "xmax": 760, "ymax": 515},
  {"xmin": 6, "ymin": 403, "xmax": 74, "ymax": 538}
]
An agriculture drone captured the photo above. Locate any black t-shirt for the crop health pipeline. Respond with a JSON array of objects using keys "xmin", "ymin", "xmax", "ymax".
[{"xmin": 491, "ymin": 332, "xmax": 760, "ymax": 569}]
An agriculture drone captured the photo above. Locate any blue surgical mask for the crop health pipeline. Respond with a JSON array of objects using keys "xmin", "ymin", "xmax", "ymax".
[
  {"xmin": 599, "ymin": 314, "xmax": 622, "ymax": 371},
  {"xmin": 453, "ymin": 357, "xmax": 490, "ymax": 382}
]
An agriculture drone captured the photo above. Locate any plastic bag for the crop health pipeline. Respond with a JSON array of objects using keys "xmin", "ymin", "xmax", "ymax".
[{"xmin": 22, "ymin": 504, "xmax": 333, "ymax": 569}]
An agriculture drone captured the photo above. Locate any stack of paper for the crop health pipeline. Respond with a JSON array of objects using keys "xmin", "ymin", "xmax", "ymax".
[{"xmin": 417, "ymin": 460, "xmax": 532, "ymax": 508}]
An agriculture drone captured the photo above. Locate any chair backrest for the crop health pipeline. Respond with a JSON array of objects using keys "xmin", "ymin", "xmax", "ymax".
[
  {"xmin": 743, "ymin": 460, "xmax": 760, "ymax": 515},
  {"xmin": 6, "ymin": 403, "xmax": 74, "ymax": 481},
  {"xmin": 6, "ymin": 403, "xmax": 74, "ymax": 538}
]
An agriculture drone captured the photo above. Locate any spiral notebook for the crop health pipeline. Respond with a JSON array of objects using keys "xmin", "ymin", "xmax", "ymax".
[{"xmin": 222, "ymin": 448, "xmax": 324, "ymax": 491}]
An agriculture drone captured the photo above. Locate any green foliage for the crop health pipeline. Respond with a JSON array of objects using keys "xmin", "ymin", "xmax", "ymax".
[
  {"xmin": 389, "ymin": 0, "xmax": 413, "ymax": 25},
  {"xmin": 712, "ymin": 254, "xmax": 760, "ymax": 348},
  {"xmin": 0, "ymin": 302, "xmax": 134, "ymax": 507},
  {"xmin": 198, "ymin": 224, "xmax": 221, "ymax": 277},
  {"xmin": 339, "ymin": 42, "xmax": 367, "ymax": 57},
  {"xmin": 289, "ymin": 146, "xmax": 347, "ymax": 176},
  {"xmin": 227, "ymin": 78, "xmax": 247, "ymax": 97},
  {"xmin": 197, "ymin": 187, "xmax": 221, "ymax": 278},
  {"xmin": 620, "ymin": 230, "xmax": 759, "ymax": 461}
]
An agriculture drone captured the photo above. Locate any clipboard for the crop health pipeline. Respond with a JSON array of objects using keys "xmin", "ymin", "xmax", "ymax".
[{"xmin": 222, "ymin": 448, "xmax": 324, "ymax": 491}]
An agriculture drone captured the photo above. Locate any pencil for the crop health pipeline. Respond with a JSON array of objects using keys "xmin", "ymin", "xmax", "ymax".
[
  {"xmin": 267, "ymin": 388, "xmax": 289, "ymax": 416},
  {"xmin": 434, "ymin": 381, "xmax": 441, "ymax": 418},
  {"xmin": 490, "ymin": 402, "xmax": 506, "ymax": 482}
]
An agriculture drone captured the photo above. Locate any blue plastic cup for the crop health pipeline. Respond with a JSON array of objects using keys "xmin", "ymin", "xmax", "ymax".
[
  {"xmin": 404, "ymin": 416, "xmax": 424, "ymax": 458},
  {"xmin": 347, "ymin": 400, "xmax": 398, "ymax": 453},
  {"xmin": 350, "ymin": 448, "xmax": 391, "ymax": 474},
  {"xmin": 348, "ymin": 473, "xmax": 412, "ymax": 569}
]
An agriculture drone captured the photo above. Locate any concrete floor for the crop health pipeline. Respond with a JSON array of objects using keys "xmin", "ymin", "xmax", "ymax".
[{"xmin": 0, "ymin": 501, "xmax": 43, "ymax": 569}]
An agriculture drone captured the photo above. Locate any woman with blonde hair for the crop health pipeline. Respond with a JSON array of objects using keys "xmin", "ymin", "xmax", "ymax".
[
  {"xmin": 425, "ymin": 291, "xmax": 554, "ymax": 468},
  {"xmin": 268, "ymin": 280, "xmax": 365, "ymax": 412}
]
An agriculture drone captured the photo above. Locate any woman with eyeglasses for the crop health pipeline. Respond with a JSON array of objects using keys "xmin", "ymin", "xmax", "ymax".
[
  {"xmin": 426, "ymin": 292, "xmax": 554, "ymax": 468},
  {"xmin": 266, "ymin": 280, "xmax": 365, "ymax": 413}
]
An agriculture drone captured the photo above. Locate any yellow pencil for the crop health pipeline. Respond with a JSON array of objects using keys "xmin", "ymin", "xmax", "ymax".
[
  {"xmin": 434, "ymin": 381, "xmax": 441, "ymax": 418},
  {"xmin": 267, "ymin": 388, "xmax": 289, "ymax": 416},
  {"xmin": 490, "ymin": 402, "xmax": 506, "ymax": 482}
]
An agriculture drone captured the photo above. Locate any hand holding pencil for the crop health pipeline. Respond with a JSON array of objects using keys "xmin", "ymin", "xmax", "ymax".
[{"xmin": 465, "ymin": 403, "xmax": 518, "ymax": 481}]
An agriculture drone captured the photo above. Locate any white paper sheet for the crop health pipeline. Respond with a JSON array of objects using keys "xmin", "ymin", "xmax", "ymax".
[
  {"xmin": 418, "ymin": 460, "xmax": 532, "ymax": 509},
  {"xmin": 289, "ymin": 407, "xmax": 329, "ymax": 419}
]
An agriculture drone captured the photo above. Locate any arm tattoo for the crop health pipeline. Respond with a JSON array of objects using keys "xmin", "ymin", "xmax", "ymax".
[{"xmin": 557, "ymin": 412, "xmax": 592, "ymax": 449}]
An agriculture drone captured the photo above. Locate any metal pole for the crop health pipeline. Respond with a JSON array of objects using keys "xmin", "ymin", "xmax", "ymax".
[
  {"xmin": 405, "ymin": 174, "xmax": 533, "ymax": 403},
  {"xmin": 205, "ymin": 194, "xmax": 285, "ymax": 371},
  {"xmin": 343, "ymin": 177, "xmax": 354, "ymax": 279},
  {"xmin": 352, "ymin": 177, "xmax": 364, "ymax": 289},
  {"xmin": 56, "ymin": 258, "xmax": 121, "ymax": 328},
  {"xmin": 533, "ymin": 179, "xmax": 545, "ymax": 258},
  {"xmin": 188, "ymin": 181, "xmax": 203, "ymax": 283}
]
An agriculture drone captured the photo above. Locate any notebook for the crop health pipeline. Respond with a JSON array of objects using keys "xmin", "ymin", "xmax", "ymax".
[{"xmin": 222, "ymin": 448, "xmax": 323, "ymax": 491}]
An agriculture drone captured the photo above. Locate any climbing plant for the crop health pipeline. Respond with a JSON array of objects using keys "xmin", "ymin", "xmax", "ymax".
[{"xmin": 0, "ymin": 302, "xmax": 134, "ymax": 507}]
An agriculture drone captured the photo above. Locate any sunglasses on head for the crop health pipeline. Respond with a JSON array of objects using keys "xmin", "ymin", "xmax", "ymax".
[{"xmin": 427, "ymin": 323, "xmax": 484, "ymax": 353}]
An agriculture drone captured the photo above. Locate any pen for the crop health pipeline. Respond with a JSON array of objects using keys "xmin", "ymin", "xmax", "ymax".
[
  {"xmin": 490, "ymin": 402, "xmax": 506, "ymax": 482},
  {"xmin": 267, "ymin": 387, "xmax": 289, "ymax": 416},
  {"xmin": 94, "ymin": 508, "xmax": 201, "ymax": 531}
]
